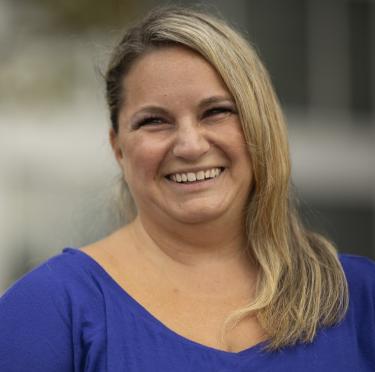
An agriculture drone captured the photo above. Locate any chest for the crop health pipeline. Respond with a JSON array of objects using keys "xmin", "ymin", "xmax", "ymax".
[
  {"xmin": 84, "ymin": 245, "xmax": 265, "ymax": 353},
  {"xmin": 115, "ymin": 272, "xmax": 266, "ymax": 353},
  {"xmin": 98, "ymin": 297, "xmax": 372, "ymax": 372}
]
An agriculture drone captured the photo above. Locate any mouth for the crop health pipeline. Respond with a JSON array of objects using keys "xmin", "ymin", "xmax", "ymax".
[{"xmin": 166, "ymin": 167, "xmax": 225, "ymax": 184}]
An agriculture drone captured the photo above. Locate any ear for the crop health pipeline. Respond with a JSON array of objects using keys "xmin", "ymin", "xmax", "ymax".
[
  {"xmin": 110, "ymin": 128, "xmax": 129, "ymax": 184},
  {"xmin": 109, "ymin": 128, "xmax": 124, "ymax": 164}
]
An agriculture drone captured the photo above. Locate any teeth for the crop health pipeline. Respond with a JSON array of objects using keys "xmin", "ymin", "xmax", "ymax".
[
  {"xmin": 187, "ymin": 173, "xmax": 196, "ymax": 182},
  {"xmin": 168, "ymin": 168, "xmax": 223, "ymax": 183},
  {"xmin": 196, "ymin": 171, "xmax": 205, "ymax": 180}
]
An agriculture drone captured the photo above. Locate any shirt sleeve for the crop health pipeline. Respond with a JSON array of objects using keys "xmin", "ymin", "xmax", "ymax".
[
  {"xmin": 0, "ymin": 262, "xmax": 74, "ymax": 372},
  {"xmin": 340, "ymin": 254, "xmax": 375, "ymax": 367}
]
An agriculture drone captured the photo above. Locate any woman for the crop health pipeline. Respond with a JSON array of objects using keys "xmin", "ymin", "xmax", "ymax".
[{"xmin": 1, "ymin": 6, "xmax": 374, "ymax": 371}]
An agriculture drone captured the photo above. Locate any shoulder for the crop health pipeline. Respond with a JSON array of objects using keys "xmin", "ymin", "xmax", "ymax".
[
  {"xmin": 339, "ymin": 253, "xmax": 375, "ymax": 321},
  {"xmin": 2, "ymin": 248, "xmax": 78, "ymax": 299},
  {"xmin": 0, "ymin": 249, "xmax": 85, "ymax": 371},
  {"xmin": 0, "ymin": 248, "xmax": 111, "ymax": 371},
  {"xmin": 1, "ymin": 248, "xmax": 107, "ymax": 314},
  {"xmin": 339, "ymin": 253, "xmax": 375, "ymax": 289}
]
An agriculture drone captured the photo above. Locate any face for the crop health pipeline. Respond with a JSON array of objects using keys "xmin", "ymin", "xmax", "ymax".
[{"xmin": 112, "ymin": 46, "xmax": 253, "ymax": 225}]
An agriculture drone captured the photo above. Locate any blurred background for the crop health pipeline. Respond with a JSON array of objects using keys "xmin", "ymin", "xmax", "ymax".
[{"xmin": 1, "ymin": 0, "xmax": 374, "ymax": 293}]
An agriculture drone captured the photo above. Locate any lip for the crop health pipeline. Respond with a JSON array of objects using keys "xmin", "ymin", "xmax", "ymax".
[
  {"xmin": 164, "ymin": 166, "xmax": 225, "ymax": 178},
  {"xmin": 164, "ymin": 168, "xmax": 225, "ymax": 191}
]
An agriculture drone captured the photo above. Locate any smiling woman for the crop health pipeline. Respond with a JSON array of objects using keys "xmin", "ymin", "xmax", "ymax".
[
  {"xmin": 1, "ymin": 5, "xmax": 375, "ymax": 372},
  {"xmin": 112, "ymin": 46, "xmax": 252, "ymax": 226}
]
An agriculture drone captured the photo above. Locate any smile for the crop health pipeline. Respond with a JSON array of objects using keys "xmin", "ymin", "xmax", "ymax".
[{"xmin": 167, "ymin": 167, "xmax": 224, "ymax": 183}]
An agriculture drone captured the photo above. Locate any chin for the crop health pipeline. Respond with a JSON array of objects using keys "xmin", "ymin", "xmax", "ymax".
[{"xmin": 168, "ymin": 204, "xmax": 229, "ymax": 225}]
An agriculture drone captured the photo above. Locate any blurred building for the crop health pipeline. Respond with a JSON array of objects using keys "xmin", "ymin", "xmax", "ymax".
[{"xmin": 0, "ymin": 0, "xmax": 374, "ymax": 292}]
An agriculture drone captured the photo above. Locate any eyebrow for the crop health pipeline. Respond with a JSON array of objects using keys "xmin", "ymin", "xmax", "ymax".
[
  {"xmin": 131, "ymin": 95, "xmax": 235, "ymax": 119},
  {"xmin": 132, "ymin": 106, "xmax": 170, "ymax": 117},
  {"xmin": 197, "ymin": 95, "xmax": 235, "ymax": 109}
]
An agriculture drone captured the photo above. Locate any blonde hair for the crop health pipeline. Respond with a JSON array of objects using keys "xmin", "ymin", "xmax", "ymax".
[{"xmin": 105, "ymin": 5, "xmax": 348, "ymax": 350}]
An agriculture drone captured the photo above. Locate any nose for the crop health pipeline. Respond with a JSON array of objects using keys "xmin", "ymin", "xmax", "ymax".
[{"xmin": 172, "ymin": 121, "xmax": 210, "ymax": 160}]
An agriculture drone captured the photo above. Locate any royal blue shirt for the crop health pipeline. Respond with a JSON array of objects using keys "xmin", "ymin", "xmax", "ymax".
[{"xmin": 0, "ymin": 248, "xmax": 374, "ymax": 371}]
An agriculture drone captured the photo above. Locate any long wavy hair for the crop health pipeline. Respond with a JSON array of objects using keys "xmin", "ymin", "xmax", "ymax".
[{"xmin": 105, "ymin": 6, "xmax": 348, "ymax": 350}]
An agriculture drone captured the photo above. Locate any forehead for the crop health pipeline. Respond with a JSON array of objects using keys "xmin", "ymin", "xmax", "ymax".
[{"xmin": 121, "ymin": 46, "xmax": 231, "ymax": 107}]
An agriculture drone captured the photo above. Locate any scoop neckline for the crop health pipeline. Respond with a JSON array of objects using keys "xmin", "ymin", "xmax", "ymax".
[{"xmin": 63, "ymin": 247, "xmax": 268, "ymax": 359}]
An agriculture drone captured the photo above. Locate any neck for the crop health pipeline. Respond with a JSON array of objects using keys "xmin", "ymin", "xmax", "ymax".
[
  {"xmin": 129, "ymin": 212, "xmax": 250, "ymax": 269},
  {"xmin": 114, "ymin": 214, "xmax": 257, "ymax": 298}
]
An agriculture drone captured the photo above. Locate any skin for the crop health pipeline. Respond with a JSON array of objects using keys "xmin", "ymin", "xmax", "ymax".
[
  {"xmin": 83, "ymin": 46, "xmax": 265, "ymax": 352},
  {"xmin": 112, "ymin": 46, "xmax": 254, "ymax": 261}
]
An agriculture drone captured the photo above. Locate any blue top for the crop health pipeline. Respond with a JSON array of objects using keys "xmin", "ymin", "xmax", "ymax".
[{"xmin": 0, "ymin": 248, "xmax": 374, "ymax": 371}]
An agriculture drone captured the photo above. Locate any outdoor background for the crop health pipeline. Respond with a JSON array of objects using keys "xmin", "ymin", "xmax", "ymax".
[{"xmin": 1, "ymin": 0, "xmax": 374, "ymax": 293}]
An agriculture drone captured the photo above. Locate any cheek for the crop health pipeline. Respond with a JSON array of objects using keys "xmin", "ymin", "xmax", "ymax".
[
  {"xmin": 213, "ymin": 122, "xmax": 250, "ymax": 161},
  {"xmin": 229, "ymin": 124, "xmax": 250, "ymax": 159},
  {"xmin": 122, "ymin": 136, "xmax": 169, "ymax": 182}
]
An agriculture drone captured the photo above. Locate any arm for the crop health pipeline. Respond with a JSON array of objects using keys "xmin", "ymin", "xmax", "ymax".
[{"xmin": 0, "ymin": 263, "xmax": 74, "ymax": 372}]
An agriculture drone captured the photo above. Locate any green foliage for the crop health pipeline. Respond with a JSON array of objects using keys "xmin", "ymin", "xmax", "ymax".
[{"xmin": 19, "ymin": 0, "xmax": 142, "ymax": 32}]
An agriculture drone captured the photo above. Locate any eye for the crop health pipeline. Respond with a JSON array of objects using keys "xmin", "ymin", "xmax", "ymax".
[
  {"xmin": 135, "ymin": 116, "xmax": 167, "ymax": 128},
  {"xmin": 202, "ymin": 106, "xmax": 236, "ymax": 120}
]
